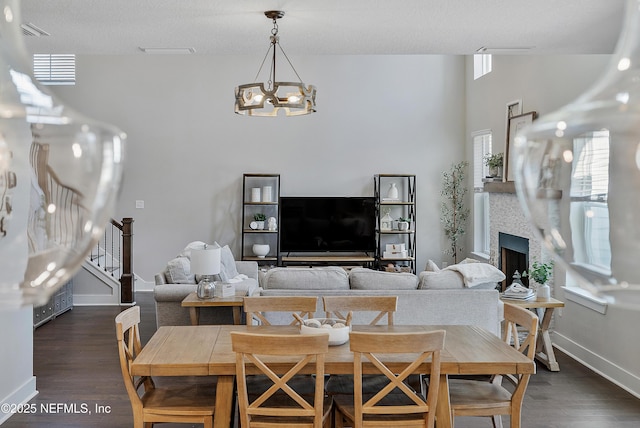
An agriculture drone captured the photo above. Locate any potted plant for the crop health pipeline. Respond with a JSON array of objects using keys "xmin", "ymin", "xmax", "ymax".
[
  {"xmin": 397, "ymin": 216, "xmax": 410, "ymax": 231},
  {"xmin": 483, "ymin": 152, "xmax": 504, "ymax": 178},
  {"xmin": 253, "ymin": 213, "xmax": 266, "ymax": 230},
  {"xmin": 441, "ymin": 161, "xmax": 469, "ymax": 264},
  {"xmin": 523, "ymin": 260, "xmax": 553, "ymax": 300}
]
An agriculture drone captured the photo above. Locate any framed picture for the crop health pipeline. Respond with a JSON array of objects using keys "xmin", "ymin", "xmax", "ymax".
[
  {"xmin": 506, "ymin": 99, "xmax": 522, "ymax": 119},
  {"xmin": 505, "ymin": 111, "xmax": 537, "ymax": 181}
]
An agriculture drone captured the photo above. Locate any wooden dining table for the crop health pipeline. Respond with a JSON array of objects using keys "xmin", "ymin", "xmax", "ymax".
[{"xmin": 131, "ymin": 324, "xmax": 535, "ymax": 428}]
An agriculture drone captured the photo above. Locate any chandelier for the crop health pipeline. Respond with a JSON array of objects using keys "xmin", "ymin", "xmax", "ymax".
[{"xmin": 234, "ymin": 11, "xmax": 317, "ymax": 117}]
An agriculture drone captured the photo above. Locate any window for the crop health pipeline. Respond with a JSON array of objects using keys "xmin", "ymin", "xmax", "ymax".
[
  {"xmin": 472, "ymin": 131, "xmax": 492, "ymax": 255},
  {"xmin": 569, "ymin": 130, "xmax": 611, "ymax": 275},
  {"xmin": 33, "ymin": 54, "xmax": 76, "ymax": 85},
  {"xmin": 473, "ymin": 53, "xmax": 492, "ymax": 80}
]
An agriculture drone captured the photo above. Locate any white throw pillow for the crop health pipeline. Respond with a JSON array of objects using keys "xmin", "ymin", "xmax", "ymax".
[
  {"xmin": 165, "ymin": 257, "xmax": 195, "ymax": 284},
  {"xmin": 215, "ymin": 243, "xmax": 239, "ymax": 282},
  {"xmin": 425, "ymin": 259, "xmax": 440, "ymax": 272}
]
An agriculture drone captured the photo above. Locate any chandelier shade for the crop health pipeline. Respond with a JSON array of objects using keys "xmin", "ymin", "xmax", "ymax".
[{"xmin": 234, "ymin": 11, "xmax": 317, "ymax": 117}]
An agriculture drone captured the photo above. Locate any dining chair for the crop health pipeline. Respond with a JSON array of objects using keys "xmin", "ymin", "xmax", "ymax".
[
  {"xmin": 323, "ymin": 295, "xmax": 403, "ymax": 397},
  {"xmin": 115, "ymin": 306, "xmax": 216, "ymax": 428},
  {"xmin": 447, "ymin": 302, "xmax": 539, "ymax": 428},
  {"xmin": 244, "ymin": 296, "xmax": 318, "ymax": 326},
  {"xmin": 243, "ymin": 295, "xmax": 320, "ymax": 398},
  {"xmin": 231, "ymin": 331, "xmax": 333, "ymax": 428},
  {"xmin": 333, "ymin": 329, "xmax": 446, "ymax": 428},
  {"xmin": 322, "ymin": 295, "xmax": 397, "ymax": 326}
]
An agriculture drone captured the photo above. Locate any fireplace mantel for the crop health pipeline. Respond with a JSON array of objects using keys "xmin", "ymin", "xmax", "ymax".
[{"xmin": 484, "ymin": 181, "xmax": 516, "ymax": 193}]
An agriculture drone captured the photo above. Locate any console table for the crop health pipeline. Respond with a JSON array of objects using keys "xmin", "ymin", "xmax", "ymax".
[
  {"xmin": 501, "ymin": 296, "xmax": 565, "ymax": 371},
  {"xmin": 181, "ymin": 292, "xmax": 245, "ymax": 325},
  {"xmin": 281, "ymin": 255, "xmax": 375, "ymax": 268}
]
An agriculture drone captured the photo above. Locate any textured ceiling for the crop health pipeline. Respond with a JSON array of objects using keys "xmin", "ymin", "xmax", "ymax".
[{"xmin": 20, "ymin": 0, "xmax": 626, "ymax": 56}]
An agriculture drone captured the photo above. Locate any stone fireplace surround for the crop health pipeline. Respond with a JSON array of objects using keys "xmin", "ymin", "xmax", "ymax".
[{"xmin": 487, "ymin": 187, "xmax": 543, "ymax": 289}]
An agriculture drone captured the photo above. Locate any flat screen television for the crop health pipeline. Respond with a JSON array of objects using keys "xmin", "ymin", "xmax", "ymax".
[{"xmin": 280, "ymin": 197, "xmax": 376, "ymax": 253}]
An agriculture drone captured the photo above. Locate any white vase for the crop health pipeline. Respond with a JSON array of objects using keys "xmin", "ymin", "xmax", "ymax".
[
  {"xmin": 387, "ymin": 183, "xmax": 399, "ymax": 200},
  {"xmin": 252, "ymin": 244, "xmax": 270, "ymax": 258},
  {"xmin": 536, "ymin": 283, "xmax": 551, "ymax": 300}
]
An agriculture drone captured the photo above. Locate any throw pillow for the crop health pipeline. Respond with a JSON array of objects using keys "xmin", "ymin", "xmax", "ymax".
[
  {"xmin": 165, "ymin": 257, "xmax": 195, "ymax": 284},
  {"xmin": 215, "ymin": 242, "xmax": 239, "ymax": 282},
  {"xmin": 425, "ymin": 259, "xmax": 440, "ymax": 272}
]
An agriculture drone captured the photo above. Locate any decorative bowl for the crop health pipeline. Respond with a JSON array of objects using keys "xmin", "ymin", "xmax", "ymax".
[
  {"xmin": 299, "ymin": 318, "xmax": 350, "ymax": 346},
  {"xmin": 252, "ymin": 244, "xmax": 270, "ymax": 258}
]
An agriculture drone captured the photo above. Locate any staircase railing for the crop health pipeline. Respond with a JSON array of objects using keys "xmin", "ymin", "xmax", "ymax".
[
  {"xmin": 90, "ymin": 217, "xmax": 134, "ymax": 304},
  {"xmin": 30, "ymin": 141, "xmax": 134, "ymax": 304}
]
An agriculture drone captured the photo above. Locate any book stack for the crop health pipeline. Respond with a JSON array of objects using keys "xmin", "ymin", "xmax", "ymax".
[{"xmin": 502, "ymin": 283, "xmax": 535, "ymax": 300}]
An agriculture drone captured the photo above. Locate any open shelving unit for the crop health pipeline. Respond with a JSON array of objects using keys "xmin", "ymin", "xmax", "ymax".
[
  {"xmin": 241, "ymin": 173, "xmax": 280, "ymax": 266},
  {"xmin": 374, "ymin": 174, "xmax": 417, "ymax": 273}
]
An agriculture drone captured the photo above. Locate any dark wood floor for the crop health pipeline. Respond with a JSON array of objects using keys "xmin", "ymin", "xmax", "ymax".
[{"xmin": 4, "ymin": 292, "xmax": 640, "ymax": 427}]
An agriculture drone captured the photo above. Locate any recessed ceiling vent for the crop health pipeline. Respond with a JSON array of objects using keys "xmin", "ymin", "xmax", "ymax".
[{"xmin": 21, "ymin": 23, "xmax": 50, "ymax": 37}]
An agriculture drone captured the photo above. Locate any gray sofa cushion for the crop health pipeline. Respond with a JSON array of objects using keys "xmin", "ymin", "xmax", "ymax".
[
  {"xmin": 261, "ymin": 267, "xmax": 349, "ymax": 290},
  {"xmin": 349, "ymin": 268, "xmax": 417, "ymax": 290}
]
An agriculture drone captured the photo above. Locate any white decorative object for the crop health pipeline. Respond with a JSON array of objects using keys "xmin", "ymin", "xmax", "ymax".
[
  {"xmin": 386, "ymin": 243, "xmax": 406, "ymax": 252},
  {"xmin": 252, "ymin": 244, "xmax": 270, "ymax": 258},
  {"xmin": 267, "ymin": 216, "xmax": 277, "ymax": 231},
  {"xmin": 251, "ymin": 188, "xmax": 261, "ymax": 202},
  {"xmin": 387, "ymin": 182, "xmax": 399, "ymax": 200},
  {"xmin": 398, "ymin": 220, "xmax": 409, "ymax": 231},
  {"xmin": 380, "ymin": 209, "xmax": 393, "ymax": 231},
  {"xmin": 215, "ymin": 282, "xmax": 236, "ymax": 298},
  {"xmin": 299, "ymin": 318, "xmax": 350, "ymax": 346},
  {"xmin": 262, "ymin": 186, "xmax": 272, "ymax": 202}
]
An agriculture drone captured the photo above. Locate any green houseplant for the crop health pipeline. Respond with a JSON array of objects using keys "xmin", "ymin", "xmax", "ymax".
[
  {"xmin": 253, "ymin": 213, "xmax": 267, "ymax": 230},
  {"xmin": 440, "ymin": 161, "xmax": 469, "ymax": 264},
  {"xmin": 397, "ymin": 216, "xmax": 410, "ymax": 231},
  {"xmin": 523, "ymin": 260, "xmax": 553, "ymax": 299},
  {"xmin": 483, "ymin": 152, "xmax": 504, "ymax": 178}
]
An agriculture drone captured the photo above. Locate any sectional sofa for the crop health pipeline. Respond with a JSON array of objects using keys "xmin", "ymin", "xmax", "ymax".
[{"xmin": 154, "ymin": 256, "xmax": 505, "ymax": 336}]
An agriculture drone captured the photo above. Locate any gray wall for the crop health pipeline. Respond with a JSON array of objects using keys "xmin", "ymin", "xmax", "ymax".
[
  {"xmin": 52, "ymin": 54, "xmax": 466, "ymax": 280},
  {"xmin": 466, "ymin": 54, "xmax": 640, "ymax": 397}
]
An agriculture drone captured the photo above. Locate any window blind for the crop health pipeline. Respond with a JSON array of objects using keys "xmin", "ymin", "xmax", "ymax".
[{"xmin": 33, "ymin": 54, "xmax": 76, "ymax": 85}]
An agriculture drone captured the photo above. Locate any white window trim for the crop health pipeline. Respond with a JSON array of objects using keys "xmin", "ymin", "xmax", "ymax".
[{"xmin": 563, "ymin": 286, "xmax": 608, "ymax": 314}]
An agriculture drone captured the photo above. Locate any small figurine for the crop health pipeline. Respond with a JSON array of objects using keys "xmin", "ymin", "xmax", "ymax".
[{"xmin": 267, "ymin": 216, "xmax": 277, "ymax": 231}]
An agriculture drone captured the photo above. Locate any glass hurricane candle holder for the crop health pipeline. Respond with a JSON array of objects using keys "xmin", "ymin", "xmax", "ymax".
[
  {"xmin": 0, "ymin": 0, "xmax": 125, "ymax": 307},
  {"xmin": 514, "ymin": 0, "xmax": 640, "ymax": 308}
]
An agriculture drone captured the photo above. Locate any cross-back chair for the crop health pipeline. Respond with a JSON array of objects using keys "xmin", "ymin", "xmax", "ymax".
[
  {"xmin": 115, "ymin": 306, "xmax": 216, "ymax": 428},
  {"xmin": 322, "ymin": 295, "xmax": 397, "ymax": 326},
  {"xmin": 244, "ymin": 296, "xmax": 318, "ymax": 326},
  {"xmin": 447, "ymin": 302, "xmax": 539, "ymax": 428},
  {"xmin": 323, "ymin": 295, "xmax": 411, "ymax": 397},
  {"xmin": 333, "ymin": 330, "xmax": 446, "ymax": 428},
  {"xmin": 231, "ymin": 331, "xmax": 333, "ymax": 428}
]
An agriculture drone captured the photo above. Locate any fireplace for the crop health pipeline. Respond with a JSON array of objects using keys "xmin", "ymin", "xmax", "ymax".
[{"xmin": 498, "ymin": 233, "xmax": 529, "ymax": 291}]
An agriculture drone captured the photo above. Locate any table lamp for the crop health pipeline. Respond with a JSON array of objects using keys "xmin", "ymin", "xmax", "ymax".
[{"xmin": 191, "ymin": 244, "xmax": 221, "ymax": 299}]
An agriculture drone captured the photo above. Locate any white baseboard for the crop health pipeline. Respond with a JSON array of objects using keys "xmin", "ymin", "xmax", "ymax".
[
  {"xmin": 0, "ymin": 376, "xmax": 38, "ymax": 424},
  {"xmin": 554, "ymin": 332, "xmax": 640, "ymax": 399}
]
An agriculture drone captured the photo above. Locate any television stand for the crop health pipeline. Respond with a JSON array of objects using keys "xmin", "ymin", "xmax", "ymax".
[{"xmin": 281, "ymin": 255, "xmax": 375, "ymax": 268}]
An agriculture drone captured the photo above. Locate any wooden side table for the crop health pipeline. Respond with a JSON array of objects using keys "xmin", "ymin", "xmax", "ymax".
[
  {"xmin": 500, "ymin": 296, "xmax": 565, "ymax": 371},
  {"xmin": 181, "ymin": 292, "xmax": 245, "ymax": 325}
]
